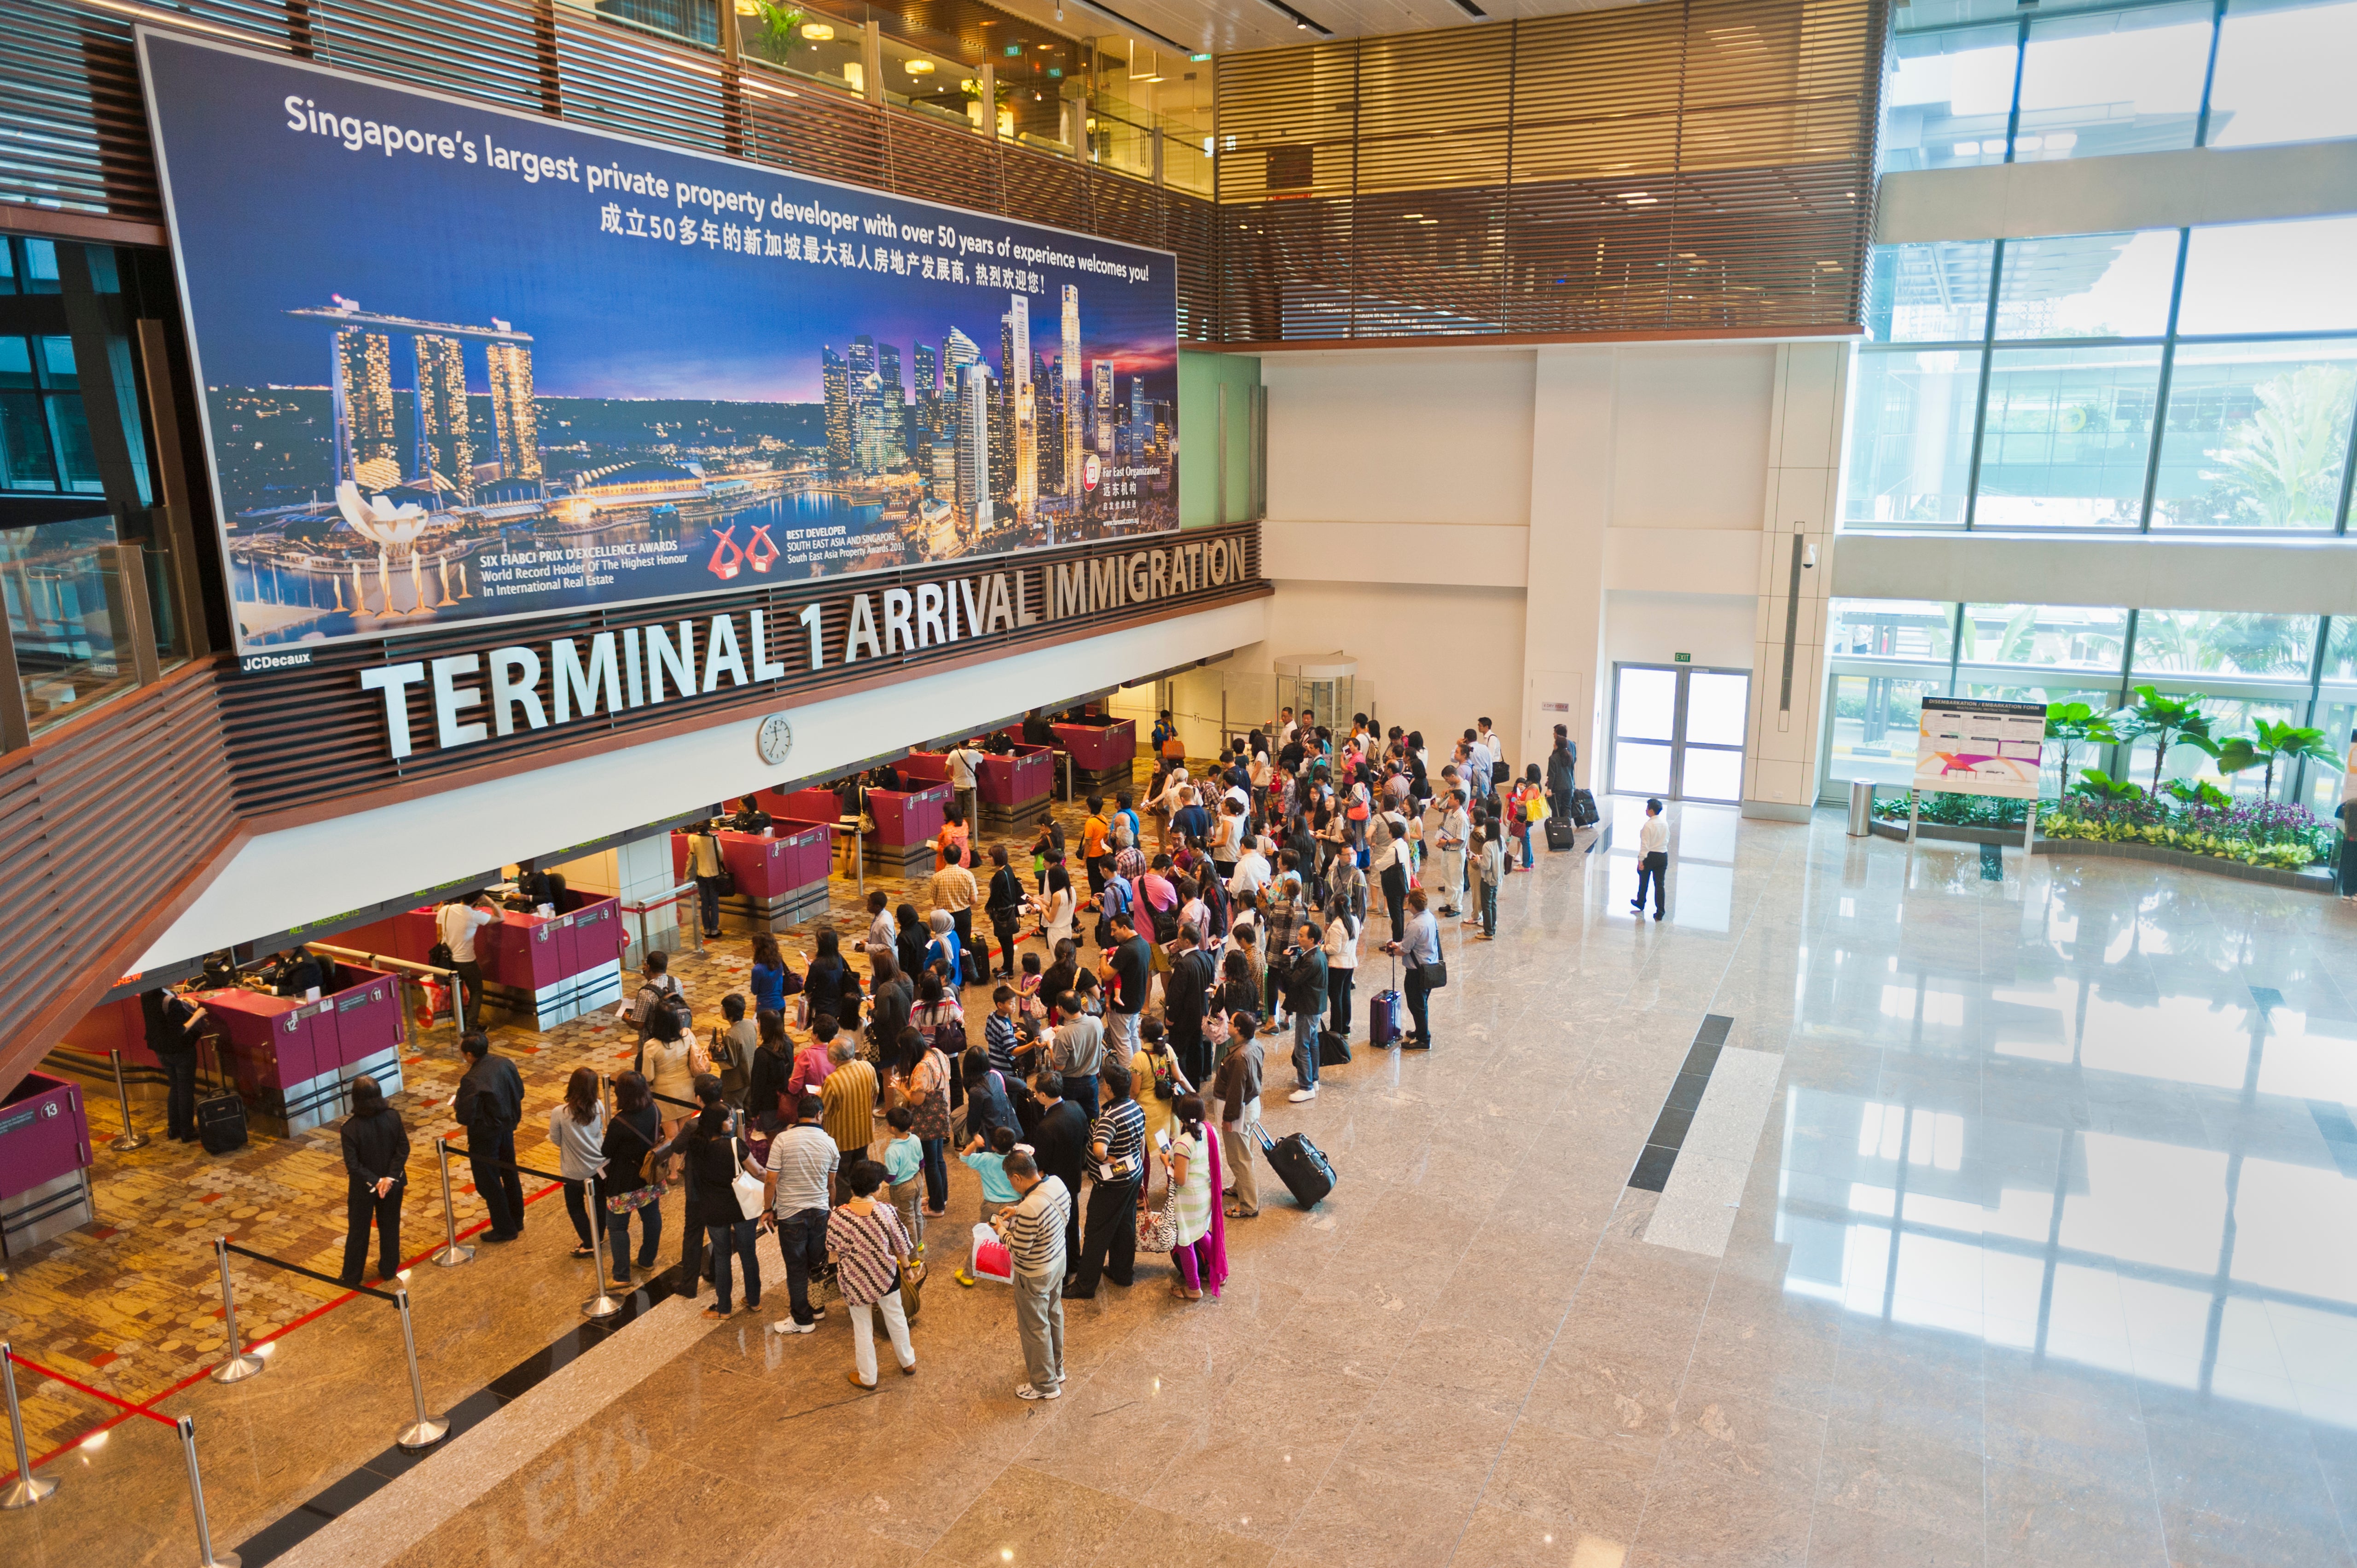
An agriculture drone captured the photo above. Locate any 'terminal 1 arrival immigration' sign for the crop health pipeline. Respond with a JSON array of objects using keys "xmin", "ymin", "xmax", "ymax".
[{"xmin": 136, "ymin": 29, "xmax": 1179, "ymax": 656}]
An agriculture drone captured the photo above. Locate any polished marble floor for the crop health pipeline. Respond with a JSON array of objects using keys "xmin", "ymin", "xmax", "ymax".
[{"xmin": 13, "ymin": 793, "xmax": 2357, "ymax": 1567}]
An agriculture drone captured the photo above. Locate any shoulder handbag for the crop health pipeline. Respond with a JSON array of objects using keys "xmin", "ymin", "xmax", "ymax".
[
  {"xmin": 729, "ymin": 1136, "xmax": 766, "ymax": 1220},
  {"xmin": 1135, "ymin": 1192, "xmax": 1178, "ymax": 1253},
  {"xmin": 1417, "ymin": 957, "xmax": 1449, "ymax": 990}
]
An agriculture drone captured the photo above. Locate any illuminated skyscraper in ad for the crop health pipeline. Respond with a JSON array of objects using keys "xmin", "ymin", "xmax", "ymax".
[
  {"xmin": 484, "ymin": 329, "xmax": 540, "ymax": 480},
  {"xmin": 333, "ymin": 325, "xmax": 396, "ymax": 487},
  {"xmin": 411, "ymin": 333, "xmax": 472, "ymax": 491},
  {"xmin": 1004, "ymin": 295, "xmax": 1035, "ymax": 520},
  {"xmin": 911, "ymin": 341, "xmax": 937, "ymax": 474},
  {"xmin": 820, "ymin": 345, "xmax": 850, "ymax": 477},
  {"xmin": 1093, "ymin": 359, "xmax": 1114, "ymax": 455},
  {"xmin": 958, "ymin": 360, "xmax": 993, "ymax": 528},
  {"xmin": 1061, "ymin": 286, "xmax": 1082, "ymax": 499}
]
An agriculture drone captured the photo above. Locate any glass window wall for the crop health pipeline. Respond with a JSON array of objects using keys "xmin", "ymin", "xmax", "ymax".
[
  {"xmin": 1842, "ymin": 218, "xmax": 2357, "ymax": 534},
  {"xmin": 1888, "ymin": 0, "xmax": 2357, "ymax": 173},
  {"xmin": 1823, "ymin": 597, "xmax": 2356, "ymax": 810}
]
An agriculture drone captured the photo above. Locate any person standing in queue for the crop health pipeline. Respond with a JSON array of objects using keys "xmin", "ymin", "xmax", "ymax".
[
  {"xmin": 764, "ymin": 1092, "xmax": 838, "ymax": 1335},
  {"xmin": 1547, "ymin": 723, "xmax": 1578, "ymax": 835},
  {"xmin": 1026, "ymin": 1070, "xmax": 1091, "ymax": 1267},
  {"xmin": 546, "ymin": 1066, "xmax": 607, "ymax": 1259},
  {"xmin": 337, "ymin": 1074, "xmax": 408, "ymax": 1287},
  {"xmin": 1384, "ymin": 889, "xmax": 1442, "ymax": 1050},
  {"xmin": 436, "ymin": 892, "xmax": 497, "ymax": 1031},
  {"xmin": 984, "ymin": 845, "xmax": 1026, "ymax": 982},
  {"xmin": 1067, "ymin": 1066, "xmax": 1145, "ymax": 1298},
  {"xmin": 1282, "ymin": 922, "xmax": 1328, "ymax": 1104},
  {"xmin": 454, "ymin": 1031, "xmax": 526, "ymax": 1241},
  {"xmin": 144, "ymin": 986, "xmax": 207, "ymax": 1143},
  {"xmin": 686, "ymin": 827, "xmax": 726, "ymax": 941},
  {"xmin": 946, "ymin": 737, "xmax": 987, "ymax": 841},
  {"xmin": 995, "ymin": 1149, "xmax": 1071, "ymax": 1400}
]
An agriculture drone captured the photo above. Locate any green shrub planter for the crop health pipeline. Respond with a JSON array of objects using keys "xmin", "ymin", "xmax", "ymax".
[{"xmin": 1864, "ymin": 816, "xmax": 2338, "ymax": 892}]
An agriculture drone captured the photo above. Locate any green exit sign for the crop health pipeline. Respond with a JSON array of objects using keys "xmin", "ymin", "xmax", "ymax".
[{"xmin": 1674, "ymin": 652, "xmax": 1691, "ymax": 663}]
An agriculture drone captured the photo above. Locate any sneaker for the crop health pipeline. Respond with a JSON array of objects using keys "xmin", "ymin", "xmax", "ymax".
[
  {"xmin": 1016, "ymin": 1383, "xmax": 1062, "ymax": 1400},
  {"xmin": 1629, "ymin": 898, "xmax": 1643, "ymax": 911},
  {"xmin": 1653, "ymin": 912, "xmax": 1664, "ymax": 921},
  {"xmin": 955, "ymin": 1270, "xmax": 977, "ymax": 1287},
  {"xmin": 770, "ymin": 1319, "xmax": 817, "ymax": 1335},
  {"xmin": 1288, "ymin": 1086, "xmax": 1318, "ymax": 1103}
]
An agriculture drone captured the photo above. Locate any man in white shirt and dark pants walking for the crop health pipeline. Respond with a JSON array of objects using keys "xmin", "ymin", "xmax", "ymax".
[
  {"xmin": 946, "ymin": 739, "xmax": 986, "ymax": 840},
  {"xmin": 1632, "ymin": 798, "xmax": 1669, "ymax": 921}
]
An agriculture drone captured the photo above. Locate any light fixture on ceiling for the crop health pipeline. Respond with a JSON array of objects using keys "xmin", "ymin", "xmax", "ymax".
[
  {"xmin": 1254, "ymin": 0, "xmax": 1332, "ymax": 36},
  {"xmin": 906, "ymin": 57, "xmax": 934, "ymax": 73},
  {"xmin": 800, "ymin": 20, "xmax": 832, "ymax": 39}
]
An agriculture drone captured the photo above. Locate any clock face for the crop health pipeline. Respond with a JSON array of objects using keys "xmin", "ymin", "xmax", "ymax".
[{"xmin": 756, "ymin": 714, "xmax": 794, "ymax": 767}]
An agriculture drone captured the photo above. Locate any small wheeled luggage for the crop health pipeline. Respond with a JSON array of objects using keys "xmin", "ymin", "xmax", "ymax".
[
  {"xmin": 195, "ymin": 1039, "xmax": 247, "ymax": 1155},
  {"xmin": 1569, "ymin": 788, "xmax": 1600, "ymax": 828},
  {"xmin": 1545, "ymin": 815, "xmax": 1576, "ymax": 851},
  {"xmin": 1317, "ymin": 1029, "xmax": 1353, "ymax": 1066},
  {"xmin": 1368, "ymin": 990, "xmax": 1402, "ymax": 1046},
  {"xmin": 1255, "ymin": 1123, "xmax": 1336, "ymax": 1208}
]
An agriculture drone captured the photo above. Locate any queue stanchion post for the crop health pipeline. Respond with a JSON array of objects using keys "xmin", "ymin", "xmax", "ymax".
[
  {"xmin": 431, "ymin": 1137, "xmax": 474, "ymax": 1268},
  {"xmin": 107, "ymin": 1049, "xmax": 149, "ymax": 1153},
  {"xmin": 583, "ymin": 1179, "xmax": 623, "ymax": 1320},
  {"xmin": 176, "ymin": 1415, "xmax": 238, "ymax": 1568},
  {"xmin": 208, "ymin": 1238, "xmax": 263, "ymax": 1384},
  {"xmin": 391, "ymin": 1289, "xmax": 448, "ymax": 1450},
  {"xmin": 0, "ymin": 1344, "xmax": 57, "ymax": 1509}
]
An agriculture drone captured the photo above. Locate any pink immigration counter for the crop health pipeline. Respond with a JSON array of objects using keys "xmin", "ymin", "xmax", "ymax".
[
  {"xmin": 375, "ymin": 891, "xmax": 625, "ymax": 1031},
  {"xmin": 669, "ymin": 823, "xmax": 832, "ymax": 932},
  {"xmin": 187, "ymin": 960, "xmax": 406, "ymax": 1138},
  {"xmin": 0, "ymin": 1072, "xmax": 93, "ymax": 1257}
]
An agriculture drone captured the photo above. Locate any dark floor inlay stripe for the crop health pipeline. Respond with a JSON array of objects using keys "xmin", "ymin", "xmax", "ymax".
[
  {"xmin": 1628, "ymin": 1014, "xmax": 1736, "ymax": 1192},
  {"xmin": 233, "ymin": 1268, "xmax": 682, "ymax": 1566}
]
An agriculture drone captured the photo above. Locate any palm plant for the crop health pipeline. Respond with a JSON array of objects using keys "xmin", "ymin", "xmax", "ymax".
[
  {"xmin": 2044, "ymin": 700, "xmax": 2116, "ymax": 797},
  {"xmin": 2213, "ymin": 719, "xmax": 2342, "ymax": 801},
  {"xmin": 2110, "ymin": 686, "xmax": 2218, "ymax": 794},
  {"xmin": 2070, "ymin": 768, "xmax": 2145, "ymax": 804},
  {"xmin": 2205, "ymin": 365, "xmax": 2357, "ymax": 530}
]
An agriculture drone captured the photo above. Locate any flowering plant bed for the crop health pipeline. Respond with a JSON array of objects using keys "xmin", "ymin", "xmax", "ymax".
[{"xmin": 2039, "ymin": 798, "xmax": 2334, "ymax": 871}]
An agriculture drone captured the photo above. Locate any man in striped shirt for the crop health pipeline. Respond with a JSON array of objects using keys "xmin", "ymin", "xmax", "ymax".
[
  {"xmin": 1067, "ymin": 1073, "xmax": 1145, "ymax": 1298},
  {"xmin": 993, "ymin": 1149, "xmax": 1071, "ymax": 1400}
]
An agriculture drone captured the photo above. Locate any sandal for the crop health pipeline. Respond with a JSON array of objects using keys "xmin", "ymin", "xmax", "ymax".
[{"xmin": 570, "ymin": 1245, "xmax": 595, "ymax": 1259}]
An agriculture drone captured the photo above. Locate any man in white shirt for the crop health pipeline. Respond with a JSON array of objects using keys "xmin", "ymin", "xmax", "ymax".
[
  {"xmin": 765, "ymin": 1094, "xmax": 839, "ymax": 1333},
  {"xmin": 1228, "ymin": 838, "xmax": 1271, "ymax": 901},
  {"xmin": 946, "ymin": 739, "xmax": 987, "ymax": 836},
  {"xmin": 1633, "ymin": 798, "xmax": 1670, "ymax": 921},
  {"xmin": 436, "ymin": 894, "xmax": 496, "ymax": 1030},
  {"xmin": 1428, "ymin": 788, "xmax": 1470, "ymax": 918}
]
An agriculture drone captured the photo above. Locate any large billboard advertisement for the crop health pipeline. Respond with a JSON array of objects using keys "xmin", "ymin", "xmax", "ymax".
[{"xmin": 136, "ymin": 29, "xmax": 1179, "ymax": 654}]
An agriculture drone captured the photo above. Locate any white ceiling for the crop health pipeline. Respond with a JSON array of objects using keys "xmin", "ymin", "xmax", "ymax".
[{"xmin": 981, "ymin": 0, "xmax": 1651, "ymax": 65}]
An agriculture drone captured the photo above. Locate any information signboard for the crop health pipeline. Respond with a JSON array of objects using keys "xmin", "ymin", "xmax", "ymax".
[{"xmin": 1913, "ymin": 698, "xmax": 2045, "ymax": 799}]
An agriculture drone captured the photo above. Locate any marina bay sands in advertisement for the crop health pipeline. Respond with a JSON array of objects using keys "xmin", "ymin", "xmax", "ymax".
[{"xmin": 136, "ymin": 29, "xmax": 1180, "ymax": 654}]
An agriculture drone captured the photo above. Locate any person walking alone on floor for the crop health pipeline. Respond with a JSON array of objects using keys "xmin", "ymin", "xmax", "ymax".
[
  {"xmin": 454, "ymin": 1031, "xmax": 526, "ymax": 1242},
  {"xmin": 834, "ymin": 1159, "xmax": 918, "ymax": 1390},
  {"xmin": 995, "ymin": 1149, "xmax": 1072, "ymax": 1400},
  {"xmin": 546, "ymin": 1066, "xmax": 608, "ymax": 1259},
  {"xmin": 1633, "ymin": 798, "xmax": 1669, "ymax": 921},
  {"xmin": 338, "ymin": 1074, "xmax": 408, "ymax": 1286}
]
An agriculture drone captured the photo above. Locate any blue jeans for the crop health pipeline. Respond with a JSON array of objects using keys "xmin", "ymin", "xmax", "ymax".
[
  {"xmin": 1520, "ymin": 829, "xmax": 1534, "ymax": 868},
  {"xmin": 921, "ymin": 1137, "xmax": 948, "ymax": 1211},
  {"xmin": 707, "ymin": 1216, "xmax": 760, "ymax": 1311},
  {"xmin": 1481, "ymin": 881, "xmax": 1498, "ymax": 937},
  {"xmin": 605, "ymin": 1197, "xmax": 662, "ymax": 1283},
  {"xmin": 1292, "ymin": 1007, "xmax": 1319, "ymax": 1089},
  {"xmin": 775, "ymin": 1207, "xmax": 829, "ymax": 1325},
  {"xmin": 697, "ymin": 877, "xmax": 722, "ymax": 935}
]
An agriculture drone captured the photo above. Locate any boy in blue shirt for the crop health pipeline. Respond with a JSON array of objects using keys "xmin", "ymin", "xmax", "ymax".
[
  {"xmin": 954, "ymin": 1125, "xmax": 1020, "ymax": 1286},
  {"xmin": 881, "ymin": 1105, "xmax": 924, "ymax": 1252}
]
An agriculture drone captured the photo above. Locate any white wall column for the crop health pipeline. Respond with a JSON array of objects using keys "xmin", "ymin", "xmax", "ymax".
[
  {"xmin": 1743, "ymin": 342, "xmax": 1847, "ymax": 819},
  {"xmin": 1522, "ymin": 346, "xmax": 1616, "ymax": 786}
]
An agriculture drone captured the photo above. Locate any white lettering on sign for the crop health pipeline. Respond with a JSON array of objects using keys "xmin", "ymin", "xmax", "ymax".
[{"xmin": 355, "ymin": 543, "xmax": 1249, "ymax": 759}]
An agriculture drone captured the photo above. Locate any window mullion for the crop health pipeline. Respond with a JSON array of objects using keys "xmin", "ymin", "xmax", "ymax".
[
  {"xmin": 2135, "ymin": 230, "xmax": 2194, "ymax": 534},
  {"xmin": 2003, "ymin": 16, "xmax": 2028, "ymax": 164},
  {"xmin": 1961, "ymin": 241, "xmax": 2003, "ymax": 531},
  {"xmin": 2194, "ymin": 0, "xmax": 2226, "ymax": 149}
]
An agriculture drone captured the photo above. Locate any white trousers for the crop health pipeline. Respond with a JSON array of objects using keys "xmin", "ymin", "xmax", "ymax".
[{"xmin": 850, "ymin": 1291, "xmax": 914, "ymax": 1384}]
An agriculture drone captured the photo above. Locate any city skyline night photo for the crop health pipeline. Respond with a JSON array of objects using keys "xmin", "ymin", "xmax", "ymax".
[{"xmin": 140, "ymin": 30, "xmax": 1179, "ymax": 651}]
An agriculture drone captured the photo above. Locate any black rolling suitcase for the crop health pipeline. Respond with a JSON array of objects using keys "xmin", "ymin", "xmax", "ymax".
[
  {"xmin": 1317, "ymin": 1029, "xmax": 1353, "ymax": 1066},
  {"xmin": 1255, "ymin": 1123, "xmax": 1336, "ymax": 1208},
  {"xmin": 196, "ymin": 1041, "xmax": 248, "ymax": 1155},
  {"xmin": 1545, "ymin": 815, "xmax": 1576, "ymax": 851},
  {"xmin": 1569, "ymin": 788, "xmax": 1599, "ymax": 827}
]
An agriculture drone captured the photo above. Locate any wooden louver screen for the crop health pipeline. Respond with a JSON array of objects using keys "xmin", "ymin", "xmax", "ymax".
[{"xmin": 1212, "ymin": 0, "xmax": 1886, "ymax": 345}]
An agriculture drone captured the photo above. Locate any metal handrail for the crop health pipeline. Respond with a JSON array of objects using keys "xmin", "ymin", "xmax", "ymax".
[{"xmin": 619, "ymin": 880, "xmax": 703, "ymax": 960}]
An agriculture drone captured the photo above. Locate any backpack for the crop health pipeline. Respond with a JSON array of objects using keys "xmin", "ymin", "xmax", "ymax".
[{"xmin": 1144, "ymin": 886, "xmax": 1179, "ymax": 944}]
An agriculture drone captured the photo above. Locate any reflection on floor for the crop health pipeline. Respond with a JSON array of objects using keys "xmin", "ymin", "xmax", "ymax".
[{"xmin": 12, "ymin": 793, "xmax": 2357, "ymax": 1567}]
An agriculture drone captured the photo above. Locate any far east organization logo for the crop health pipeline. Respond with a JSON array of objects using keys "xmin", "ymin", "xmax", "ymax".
[{"xmin": 1082, "ymin": 453, "xmax": 1101, "ymax": 492}]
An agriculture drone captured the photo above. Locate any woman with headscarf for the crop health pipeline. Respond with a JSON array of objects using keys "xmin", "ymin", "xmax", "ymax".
[
  {"xmin": 801, "ymin": 927, "xmax": 861, "ymax": 1030},
  {"xmin": 1160, "ymin": 1093, "xmax": 1226, "ymax": 1301},
  {"xmin": 924, "ymin": 908, "xmax": 964, "ymax": 988},
  {"xmin": 894, "ymin": 902, "xmax": 928, "ymax": 988}
]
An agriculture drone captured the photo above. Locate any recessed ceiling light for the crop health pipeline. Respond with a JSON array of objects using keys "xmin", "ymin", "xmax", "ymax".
[
  {"xmin": 906, "ymin": 58, "xmax": 934, "ymax": 73},
  {"xmin": 800, "ymin": 21, "xmax": 832, "ymax": 39}
]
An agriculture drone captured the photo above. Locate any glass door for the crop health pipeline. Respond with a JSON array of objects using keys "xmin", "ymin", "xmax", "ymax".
[{"xmin": 1609, "ymin": 664, "xmax": 1752, "ymax": 803}]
